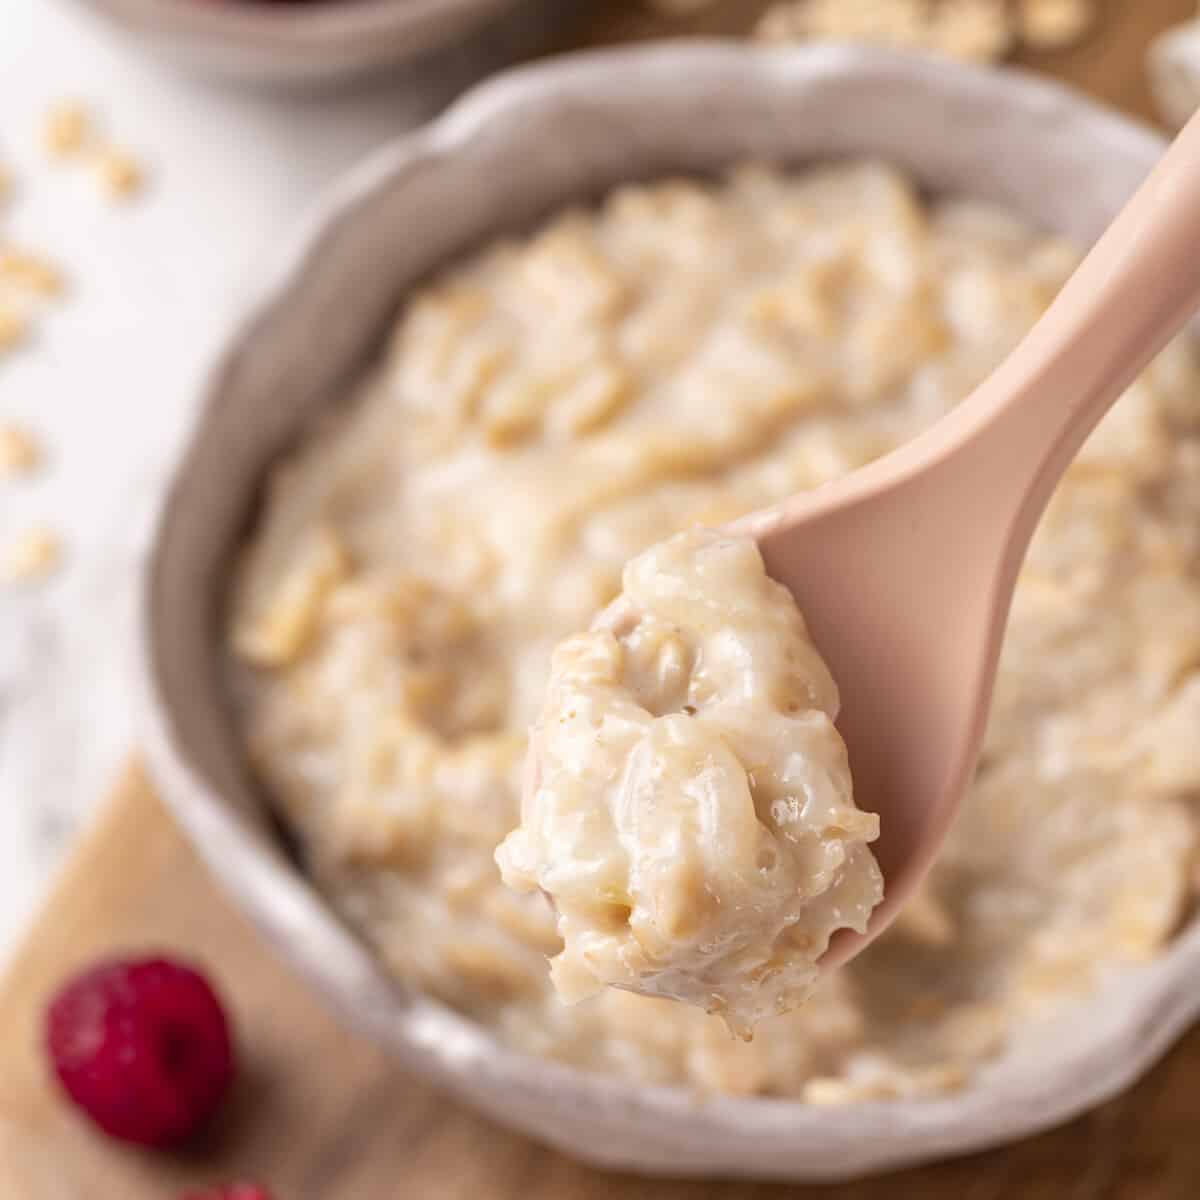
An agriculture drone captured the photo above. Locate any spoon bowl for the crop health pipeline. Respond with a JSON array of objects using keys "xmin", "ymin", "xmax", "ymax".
[
  {"xmin": 734, "ymin": 105, "xmax": 1200, "ymax": 969},
  {"xmin": 735, "ymin": 422, "xmax": 1026, "ymax": 968}
]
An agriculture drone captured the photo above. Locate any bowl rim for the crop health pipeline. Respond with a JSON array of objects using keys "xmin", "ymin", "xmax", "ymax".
[
  {"xmin": 68, "ymin": 0, "xmax": 520, "ymax": 60},
  {"xmin": 140, "ymin": 41, "xmax": 1200, "ymax": 1180}
]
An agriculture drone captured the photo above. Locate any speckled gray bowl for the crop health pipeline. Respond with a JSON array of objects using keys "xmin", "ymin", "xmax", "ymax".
[
  {"xmin": 140, "ymin": 44, "xmax": 1200, "ymax": 1181},
  {"xmin": 69, "ymin": 0, "xmax": 531, "ymax": 85}
]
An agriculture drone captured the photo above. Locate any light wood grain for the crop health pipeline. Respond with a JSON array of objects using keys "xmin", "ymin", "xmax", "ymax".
[{"xmin": 5, "ymin": 2, "xmax": 1200, "ymax": 1195}]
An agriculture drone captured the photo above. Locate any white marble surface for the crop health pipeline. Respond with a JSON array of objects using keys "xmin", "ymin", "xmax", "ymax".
[{"xmin": 0, "ymin": 0, "xmax": 566, "ymax": 965}]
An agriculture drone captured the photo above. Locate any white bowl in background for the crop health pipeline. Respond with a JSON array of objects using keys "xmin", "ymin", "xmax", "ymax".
[
  {"xmin": 67, "ymin": 0, "xmax": 542, "ymax": 86},
  {"xmin": 1150, "ymin": 17, "xmax": 1200, "ymax": 130},
  {"xmin": 140, "ymin": 44, "xmax": 1199, "ymax": 1181}
]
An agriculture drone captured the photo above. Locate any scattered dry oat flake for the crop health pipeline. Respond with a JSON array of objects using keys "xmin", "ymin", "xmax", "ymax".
[
  {"xmin": 0, "ymin": 248, "xmax": 65, "ymax": 297},
  {"xmin": 1017, "ymin": 0, "xmax": 1093, "ymax": 50},
  {"xmin": 92, "ymin": 147, "xmax": 144, "ymax": 201},
  {"xmin": 756, "ymin": 0, "xmax": 1014, "ymax": 64},
  {"xmin": 929, "ymin": 0, "xmax": 1013, "ymax": 63},
  {"xmin": 42, "ymin": 101, "xmax": 147, "ymax": 202},
  {"xmin": 2, "ymin": 526, "xmax": 61, "ymax": 583},
  {"xmin": 0, "ymin": 424, "xmax": 41, "ymax": 477},
  {"xmin": 0, "ymin": 302, "xmax": 29, "ymax": 351},
  {"xmin": 0, "ymin": 165, "xmax": 11, "ymax": 207},
  {"xmin": 43, "ymin": 101, "xmax": 92, "ymax": 159},
  {"xmin": 756, "ymin": 0, "xmax": 929, "ymax": 48}
]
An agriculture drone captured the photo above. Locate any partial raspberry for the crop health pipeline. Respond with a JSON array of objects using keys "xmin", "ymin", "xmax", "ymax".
[
  {"xmin": 181, "ymin": 1186, "xmax": 274, "ymax": 1200},
  {"xmin": 45, "ymin": 955, "xmax": 235, "ymax": 1146}
]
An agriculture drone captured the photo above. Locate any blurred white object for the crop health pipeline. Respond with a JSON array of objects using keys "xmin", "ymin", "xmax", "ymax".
[{"xmin": 1150, "ymin": 15, "xmax": 1200, "ymax": 130}]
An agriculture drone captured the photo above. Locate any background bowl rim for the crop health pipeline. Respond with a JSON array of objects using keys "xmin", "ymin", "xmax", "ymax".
[{"xmin": 63, "ymin": 0, "xmax": 526, "ymax": 76}]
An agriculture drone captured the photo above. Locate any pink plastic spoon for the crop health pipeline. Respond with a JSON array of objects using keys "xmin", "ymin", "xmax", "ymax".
[{"xmin": 727, "ymin": 106, "xmax": 1200, "ymax": 969}]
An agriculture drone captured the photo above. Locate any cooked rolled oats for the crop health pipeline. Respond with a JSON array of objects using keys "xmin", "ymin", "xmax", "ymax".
[
  {"xmin": 890, "ymin": 880, "xmax": 956, "ymax": 947},
  {"xmin": 232, "ymin": 526, "xmax": 351, "ymax": 667},
  {"xmin": 803, "ymin": 1061, "xmax": 967, "ymax": 1105},
  {"xmin": 231, "ymin": 163, "xmax": 1200, "ymax": 1099},
  {"xmin": 498, "ymin": 528, "xmax": 882, "ymax": 1032},
  {"xmin": 2, "ymin": 527, "xmax": 60, "ymax": 582}
]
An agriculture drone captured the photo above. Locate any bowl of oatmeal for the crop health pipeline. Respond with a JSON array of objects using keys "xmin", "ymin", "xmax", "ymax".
[{"xmin": 141, "ymin": 44, "xmax": 1200, "ymax": 1179}]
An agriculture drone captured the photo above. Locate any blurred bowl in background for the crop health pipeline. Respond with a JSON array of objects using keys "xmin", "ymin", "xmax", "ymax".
[
  {"xmin": 66, "ymin": 0, "xmax": 543, "ymax": 86},
  {"xmin": 1150, "ymin": 15, "xmax": 1200, "ymax": 130}
]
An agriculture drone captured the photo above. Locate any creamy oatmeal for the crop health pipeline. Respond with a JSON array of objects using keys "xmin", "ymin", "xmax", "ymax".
[
  {"xmin": 497, "ymin": 527, "xmax": 882, "ymax": 1032},
  {"xmin": 230, "ymin": 162, "xmax": 1200, "ymax": 1100}
]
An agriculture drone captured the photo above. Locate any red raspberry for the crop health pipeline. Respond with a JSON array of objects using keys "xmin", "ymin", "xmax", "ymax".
[
  {"xmin": 45, "ymin": 956, "xmax": 235, "ymax": 1146},
  {"xmin": 181, "ymin": 1187, "xmax": 274, "ymax": 1200}
]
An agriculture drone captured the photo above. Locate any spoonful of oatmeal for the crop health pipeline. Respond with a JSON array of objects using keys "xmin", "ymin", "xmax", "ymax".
[{"xmin": 498, "ymin": 109, "xmax": 1200, "ymax": 1035}]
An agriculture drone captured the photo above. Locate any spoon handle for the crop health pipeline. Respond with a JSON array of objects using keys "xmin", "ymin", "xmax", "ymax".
[
  {"xmin": 933, "ymin": 105, "xmax": 1200, "ymax": 529},
  {"xmin": 739, "ymin": 107, "xmax": 1200, "ymax": 556}
]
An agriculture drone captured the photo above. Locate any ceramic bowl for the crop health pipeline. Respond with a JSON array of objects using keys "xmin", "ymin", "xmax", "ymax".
[
  {"xmin": 68, "ymin": 0, "xmax": 531, "ymax": 86},
  {"xmin": 1150, "ymin": 17, "xmax": 1200, "ymax": 130},
  {"xmin": 141, "ymin": 44, "xmax": 1199, "ymax": 1181}
]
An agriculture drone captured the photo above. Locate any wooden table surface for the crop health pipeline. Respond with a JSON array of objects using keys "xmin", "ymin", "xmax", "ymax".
[{"xmin": 3, "ymin": 2, "xmax": 1199, "ymax": 1196}]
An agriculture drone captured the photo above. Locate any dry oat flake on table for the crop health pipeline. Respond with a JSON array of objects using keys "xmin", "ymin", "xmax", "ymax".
[
  {"xmin": 0, "ymin": 422, "xmax": 41, "ymax": 477},
  {"xmin": 643, "ymin": 0, "xmax": 1097, "ymax": 62},
  {"xmin": 42, "ymin": 98, "xmax": 145, "ymax": 201},
  {"xmin": 0, "ymin": 138, "xmax": 60, "ymax": 588},
  {"xmin": 0, "ymin": 206, "xmax": 62, "ymax": 585},
  {"xmin": 0, "ymin": 100, "xmax": 148, "ymax": 589},
  {"xmin": 1, "ymin": 526, "xmax": 61, "ymax": 583}
]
